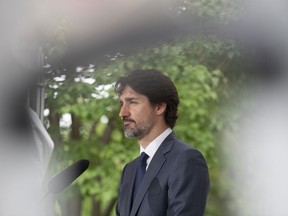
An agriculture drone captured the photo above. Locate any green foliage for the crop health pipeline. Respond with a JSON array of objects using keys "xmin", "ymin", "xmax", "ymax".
[{"xmin": 183, "ymin": 0, "xmax": 240, "ymax": 23}]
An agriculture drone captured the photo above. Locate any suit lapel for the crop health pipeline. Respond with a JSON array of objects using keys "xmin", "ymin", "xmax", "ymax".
[{"xmin": 130, "ymin": 133, "xmax": 175, "ymax": 216}]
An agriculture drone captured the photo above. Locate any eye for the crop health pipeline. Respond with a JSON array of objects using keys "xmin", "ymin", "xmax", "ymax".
[{"xmin": 129, "ymin": 100, "xmax": 138, "ymax": 104}]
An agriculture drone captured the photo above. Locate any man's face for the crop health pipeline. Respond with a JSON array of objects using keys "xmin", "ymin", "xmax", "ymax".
[{"xmin": 118, "ymin": 85, "xmax": 157, "ymax": 139}]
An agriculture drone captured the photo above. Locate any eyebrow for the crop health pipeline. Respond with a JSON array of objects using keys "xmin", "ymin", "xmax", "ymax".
[{"xmin": 119, "ymin": 97, "xmax": 141, "ymax": 103}]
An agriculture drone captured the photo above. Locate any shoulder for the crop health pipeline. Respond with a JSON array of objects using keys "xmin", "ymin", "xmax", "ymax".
[
  {"xmin": 123, "ymin": 157, "xmax": 138, "ymax": 169},
  {"xmin": 165, "ymin": 133, "xmax": 208, "ymax": 167},
  {"xmin": 121, "ymin": 155, "xmax": 140, "ymax": 176}
]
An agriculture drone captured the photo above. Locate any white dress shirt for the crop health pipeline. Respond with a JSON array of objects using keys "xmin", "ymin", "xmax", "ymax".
[{"xmin": 140, "ymin": 128, "xmax": 172, "ymax": 170}]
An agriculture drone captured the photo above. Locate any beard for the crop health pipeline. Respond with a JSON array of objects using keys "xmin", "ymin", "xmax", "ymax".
[{"xmin": 123, "ymin": 115, "xmax": 155, "ymax": 139}]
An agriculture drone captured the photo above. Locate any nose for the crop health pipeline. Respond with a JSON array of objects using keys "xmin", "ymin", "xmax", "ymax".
[{"xmin": 119, "ymin": 103, "xmax": 129, "ymax": 118}]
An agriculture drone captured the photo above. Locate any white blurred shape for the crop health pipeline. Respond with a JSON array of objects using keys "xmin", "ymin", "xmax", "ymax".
[
  {"xmin": 228, "ymin": 88, "xmax": 288, "ymax": 216},
  {"xmin": 60, "ymin": 113, "xmax": 72, "ymax": 128},
  {"xmin": 226, "ymin": 0, "xmax": 288, "ymax": 214},
  {"xmin": 28, "ymin": 107, "xmax": 54, "ymax": 172}
]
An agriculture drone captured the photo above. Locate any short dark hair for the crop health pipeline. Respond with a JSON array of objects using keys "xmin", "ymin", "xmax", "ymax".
[{"xmin": 115, "ymin": 69, "xmax": 180, "ymax": 128}]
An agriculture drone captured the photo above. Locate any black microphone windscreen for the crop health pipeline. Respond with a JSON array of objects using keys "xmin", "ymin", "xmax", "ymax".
[{"xmin": 48, "ymin": 159, "xmax": 89, "ymax": 194}]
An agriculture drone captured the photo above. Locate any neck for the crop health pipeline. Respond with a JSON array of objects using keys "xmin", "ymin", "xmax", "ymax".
[{"xmin": 139, "ymin": 124, "xmax": 169, "ymax": 149}]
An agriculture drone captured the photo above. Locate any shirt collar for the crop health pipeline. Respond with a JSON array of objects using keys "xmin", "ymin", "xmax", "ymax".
[{"xmin": 140, "ymin": 128, "xmax": 172, "ymax": 158}]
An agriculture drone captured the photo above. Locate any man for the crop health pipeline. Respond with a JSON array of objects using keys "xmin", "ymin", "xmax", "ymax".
[{"xmin": 115, "ymin": 69, "xmax": 210, "ymax": 216}]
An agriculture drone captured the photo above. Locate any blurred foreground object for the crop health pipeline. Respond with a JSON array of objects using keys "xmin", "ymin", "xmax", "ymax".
[
  {"xmin": 47, "ymin": 159, "xmax": 90, "ymax": 195},
  {"xmin": 0, "ymin": 1, "xmax": 53, "ymax": 215},
  {"xmin": 225, "ymin": 0, "xmax": 288, "ymax": 215}
]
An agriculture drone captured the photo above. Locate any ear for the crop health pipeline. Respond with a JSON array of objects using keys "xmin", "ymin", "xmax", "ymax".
[{"xmin": 155, "ymin": 103, "xmax": 167, "ymax": 116}]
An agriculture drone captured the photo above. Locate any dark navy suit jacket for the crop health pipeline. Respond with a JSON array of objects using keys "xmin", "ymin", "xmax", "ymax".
[{"xmin": 116, "ymin": 133, "xmax": 210, "ymax": 216}]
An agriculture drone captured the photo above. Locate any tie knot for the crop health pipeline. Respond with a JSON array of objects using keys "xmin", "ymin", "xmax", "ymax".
[{"xmin": 139, "ymin": 152, "xmax": 149, "ymax": 163}]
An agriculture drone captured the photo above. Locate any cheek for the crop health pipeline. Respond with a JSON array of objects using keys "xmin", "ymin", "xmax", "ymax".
[
  {"xmin": 139, "ymin": 110, "xmax": 157, "ymax": 123},
  {"xmin": 131, "ymin": 105, "xmax": 146, "ymax": 115},
  {"xmin": 131, "ymin": 105, "xmax": 156, "ymax": 120}
]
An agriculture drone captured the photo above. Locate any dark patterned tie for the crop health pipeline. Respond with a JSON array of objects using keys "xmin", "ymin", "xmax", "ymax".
[{"xmin": 133, "ymin": 152, "xmax": 149, "ymax": 201}]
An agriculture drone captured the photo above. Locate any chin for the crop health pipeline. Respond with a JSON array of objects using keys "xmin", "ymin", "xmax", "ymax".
[{"xmin": 124, "ymin": 130, "xmax": 142, "ymax": 139}]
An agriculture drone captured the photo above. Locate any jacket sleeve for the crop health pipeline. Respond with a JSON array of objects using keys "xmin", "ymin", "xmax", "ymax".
[{"xmin": 167, "ymin": 149, "xmax": 210, "ymax": 216}]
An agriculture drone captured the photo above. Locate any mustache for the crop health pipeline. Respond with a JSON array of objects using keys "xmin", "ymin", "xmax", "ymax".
[{"xmin": 121, "ymin": 117, "xmax": 135, "ymax": 123}]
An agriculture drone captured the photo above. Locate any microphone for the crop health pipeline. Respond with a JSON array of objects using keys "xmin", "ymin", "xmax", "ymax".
[{"xmin": 47, "ymin": 159, "xmax": 90, "ymax": 195}]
